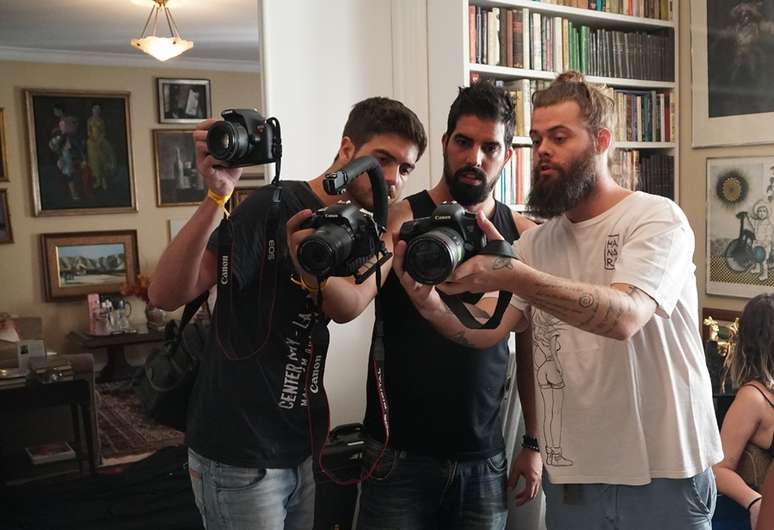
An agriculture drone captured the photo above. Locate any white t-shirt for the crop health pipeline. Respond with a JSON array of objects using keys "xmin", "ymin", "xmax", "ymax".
[{"xmin": 515, "ymin": 191, "xmax": 723, "ymax": 485}]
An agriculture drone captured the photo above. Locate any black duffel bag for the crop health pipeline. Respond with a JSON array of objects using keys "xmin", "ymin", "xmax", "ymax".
[{"xmin": 134, "ymin": 292, "xmax": 209, "ymax": 432}]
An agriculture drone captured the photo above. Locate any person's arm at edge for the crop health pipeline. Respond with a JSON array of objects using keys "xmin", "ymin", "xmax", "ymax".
[
  {"xmin": 508, "ymin": 326, "xmax": 542, "ymax": 505},
  {"xmin": 713, "ymin": 387, "xmax": 766, "ymax": 520}
]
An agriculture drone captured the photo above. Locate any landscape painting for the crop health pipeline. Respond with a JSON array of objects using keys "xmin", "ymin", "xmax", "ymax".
[{"xmin": 41, "ymin": 230, "xmax": 139, "ymax": 301}]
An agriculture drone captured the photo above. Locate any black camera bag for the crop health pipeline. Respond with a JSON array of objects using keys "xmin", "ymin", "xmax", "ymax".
[{"xmin": 134, "ymin": 292, "xmax": 209, "ymax": 432}]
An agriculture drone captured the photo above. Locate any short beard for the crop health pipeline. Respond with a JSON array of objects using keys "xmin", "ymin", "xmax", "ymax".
[
  {"xmin": 527, "ymin": 146, "xmax": 597, "ymax": 219},
  {"xmin": 443, "ymin": 156, "xmax": 499, "ymax": 207}
]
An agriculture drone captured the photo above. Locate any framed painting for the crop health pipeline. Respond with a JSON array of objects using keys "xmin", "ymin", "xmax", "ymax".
[
  {"xmin": 153, "ymin": 129, "xmax": 206, "ymax": 206},
  {"xmin": 706, "ymin": 156, "xmax": 774, "ymax": 297},
  {"xmin": 157, "ymin": 78, "xmax": 211, "ymax": 124},
  {"xmin": 0, "ymin": 108, "xmax": 8, "ymax": 182},
  {"xmin": 227, "ymin": 186, "xmax": 258, "ymax": 211},
  {"xmin": 691, "ymin": 0, "xmax": 774, "ymax": 147},
  {"xmin": 24, "ymin": 89, "xmax": 136, "ymax": 216},
  {"xmin": 40, "ymin": 230, "xmax": 139, "ymax": 302},
  {"xmin": 0, "ymin": 190, "xmax": 12, "ymax": 244}
]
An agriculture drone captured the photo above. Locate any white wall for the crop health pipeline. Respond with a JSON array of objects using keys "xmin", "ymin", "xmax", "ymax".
[{"xmin": 260, "ymin": 0, "xmax": 430, "ymax": 425}]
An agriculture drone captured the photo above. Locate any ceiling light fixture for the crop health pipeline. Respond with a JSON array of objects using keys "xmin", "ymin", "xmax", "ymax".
[{"xmin": 130, "ymin": 0, "xmax": 193, "ymax": 62}]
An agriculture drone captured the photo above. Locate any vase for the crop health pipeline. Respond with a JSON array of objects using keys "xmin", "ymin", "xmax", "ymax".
[{"xmin": 145, "ymin": 304, "xmax": 166, "ymax": 331}]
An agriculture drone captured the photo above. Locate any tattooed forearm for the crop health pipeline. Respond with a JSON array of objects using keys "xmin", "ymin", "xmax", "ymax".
[{"xmin": 451, "ymin": 331, "xmax": 473, "ymax": 346}]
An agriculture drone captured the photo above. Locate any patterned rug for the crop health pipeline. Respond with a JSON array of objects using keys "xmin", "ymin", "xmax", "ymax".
[{"xmin": 96, "ymin": 380, "xmax": 184, "ymax": 460}]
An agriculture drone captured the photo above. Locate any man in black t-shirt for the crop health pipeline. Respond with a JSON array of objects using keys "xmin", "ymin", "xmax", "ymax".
[
  {"xmin": 356, "ymin": 83, "xmax": 543, "ymax": 530},
  {"xmin": 149, "ymin": 97, "xmax": 426, "ymax": 530}
]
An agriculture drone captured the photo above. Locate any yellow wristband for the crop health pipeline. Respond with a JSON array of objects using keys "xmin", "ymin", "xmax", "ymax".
[
  {"xmin": 290, "ymin": 274, "xmax": 327, "ymax": 293},
  {"xmin": 207, "ymin": 189, "xmax": 232, "ymax": 216}
]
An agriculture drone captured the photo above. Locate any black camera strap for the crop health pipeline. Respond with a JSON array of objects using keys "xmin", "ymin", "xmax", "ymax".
[
  {"xmin": 214, "ymin": 184, "xmax": 284, "ymax": 360},
  {"xmin": 305, "ymin": 264, "xmax": 390, "ymax": 486},
  {"xmin": 438, "ymin": 240, "xmax": 516, "ymax": 330}
]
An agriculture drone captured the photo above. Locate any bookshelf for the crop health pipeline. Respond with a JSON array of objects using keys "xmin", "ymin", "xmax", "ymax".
[{"xmin": 427, "ymin": 0, "xmax": 679, "ymax": 209}]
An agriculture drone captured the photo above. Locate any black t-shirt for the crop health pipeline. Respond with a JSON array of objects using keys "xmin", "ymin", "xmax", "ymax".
[
  {"xmin": 186, "ymin": 181, "xmax": 324, "ymax": 468},
  {"xmin": 364, "ymin": 191, "xmax": 520, "ymax": 461}
]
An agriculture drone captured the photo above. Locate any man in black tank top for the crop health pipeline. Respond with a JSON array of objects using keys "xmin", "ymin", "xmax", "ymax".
[{"xmin": 358, "ymin": 83, "xmax": 542, "ymax": 530}]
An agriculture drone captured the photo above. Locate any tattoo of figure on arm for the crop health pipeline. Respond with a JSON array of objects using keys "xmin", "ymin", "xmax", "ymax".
[
  {"xmin": 452, "ymin": 331, "xmax": 473, "ymax": 346},
  {"xmin": 492, "ymin": 256, "xmax": 514, "ymax": 270}
]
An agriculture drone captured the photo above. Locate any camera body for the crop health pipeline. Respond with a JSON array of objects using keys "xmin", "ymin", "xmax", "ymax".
[
  {"xmin": 206, "ymin": 109, "xmax": 277, "ymax": 168},
  {"xmin": 398, "ymin": 202, "xmax": 486, "ymax": 285},
  {"xmin": 298, "ymin": 202, "xmax": 380, "ymax": 278}
]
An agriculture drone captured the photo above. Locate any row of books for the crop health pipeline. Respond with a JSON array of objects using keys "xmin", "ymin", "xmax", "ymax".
[
  {"xmin": 495, "ymin": 147, "xmax": 532, "ymax": 207},
  {"xmin": 494, "ymin": 77, "xmax": 674, "ymax": 143},
  {"xmin": 533, "ymin": 0, "xmax": 672, "ymax": 20},
  {"xmin": 612, "ymin": 89, "xmax": 674, "ymax": 143},
  {"xmin": 469, "ymin": 6, "xmax": 674, "ymax": 82},
  {"xmin": 613, "ymin": 150, "xmax": 674, "ymax": 199},
  {"xmin": 494, "ymin": 149, "xmax": 675, "ymax": 206}
]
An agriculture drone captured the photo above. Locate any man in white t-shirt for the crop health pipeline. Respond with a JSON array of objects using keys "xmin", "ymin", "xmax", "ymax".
[{"xmin": 392, "ymin": 71, "xmax": 723, "ymax": 530}]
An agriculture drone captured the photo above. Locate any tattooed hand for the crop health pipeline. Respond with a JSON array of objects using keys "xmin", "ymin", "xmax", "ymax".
[{"xmin": 439, "ymin": 211, "xmax": 519, "ymax": 295}]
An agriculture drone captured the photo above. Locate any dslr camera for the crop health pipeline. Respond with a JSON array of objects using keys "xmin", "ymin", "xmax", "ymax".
[
  {"xmin": 398, "ymin": 202, "xmax": 486, "ymax": 285},
  {"xmin": 297, "ymin": 202, "xmax": 381, "ymax": 278},
  {"xmin": 206, "ymin": 109, "xmax": 279, "ymax": 168}
]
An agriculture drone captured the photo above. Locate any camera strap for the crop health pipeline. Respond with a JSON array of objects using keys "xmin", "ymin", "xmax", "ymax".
[
  {"xmin": 214, "ymin": 184, "xmax": 285, "ymax": 360},
  {"xmin": 306, "ymin": 267, "xmax": 390, "ymax": 486},
  {"xmin": 438, "ymin": 240, "xmax": 516, "ymax": 330}
]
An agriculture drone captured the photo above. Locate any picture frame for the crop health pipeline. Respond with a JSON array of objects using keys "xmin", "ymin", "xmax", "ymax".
[
  {"xmin": 153, "ymin": 129, "xmax": 206, "ymax": 206},
  {"xmin": 690, "ymin": 0, "xmax": 774, "ymax": 147},
  {"xmin": 157, "ymin": 78, "xmax": 212, "ymax": 124},
  {"xmin": 0, "ymin": 189, "xmax": 12, "ymax": 244},
  {"xmin": 706, "ymin": 156, "xmax": 774, "ymax": 298},
  {"xmin": 40, "ymin": 230, "xmax": 139, "ymax": 302},
  {"xmin": 0, "ymin": 108, "xmax": 8, "ymax": 182},
  {"xmin": 24, "ymin": 89, "xmax": 136, "ymax": 216},
  {"xmin": 227, "ymin": 186, "xmax": 258, "ymax": 210}
]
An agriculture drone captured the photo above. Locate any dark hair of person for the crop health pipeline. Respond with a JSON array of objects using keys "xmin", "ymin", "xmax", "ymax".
[
  {"xmin": 728, "ymin": 293, "xmax": 774, "ymax": 390},
  {"xmin": 445, "ymin": 81, "xmax": 516, "ymax": 148},
  {"xmin": 342, "ymin": 97, "xmax": 427, "ymax": 160},
  {"xmin": 532, "ymin": 70, "xmax": 615, "ymax": 150}
]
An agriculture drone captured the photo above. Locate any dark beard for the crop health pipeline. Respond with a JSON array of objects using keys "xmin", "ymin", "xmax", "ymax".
[
  {"xmin": 527, "ymin": 147, "xmax": 597, "ymax": 219},
  {"xmin": 443, "ymin": 157, "xmax": 499, "ymax": 207}
]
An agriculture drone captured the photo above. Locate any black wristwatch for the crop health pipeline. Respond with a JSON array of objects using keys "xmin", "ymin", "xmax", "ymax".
[{"xmin": 522, "ymin": 434, "xmax": 540, "ymax": 452}]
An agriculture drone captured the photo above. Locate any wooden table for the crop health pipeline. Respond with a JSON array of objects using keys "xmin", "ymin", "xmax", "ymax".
[
  {"xmin": 68, "ymin": 327, "xmax": 165, "ymax": 383},
  {"xmin": 0, "ymin": 378, "xmax": 96, "ymax": 481}
]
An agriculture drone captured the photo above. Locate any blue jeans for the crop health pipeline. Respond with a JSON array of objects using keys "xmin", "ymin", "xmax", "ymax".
[
  {"xmin": 356, "ymin": 438, "xmax": 508, "ymax": 530},
  {"xmin": 542, "ymin": 467, "xmax": 716, "ymax": 530},
  {"xmin": 187, "ymin": 448, "xmax": 315, "ymax": 530}
]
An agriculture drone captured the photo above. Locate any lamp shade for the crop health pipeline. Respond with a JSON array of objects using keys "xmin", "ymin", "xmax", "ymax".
[{"xmin": 131, "ymin": 36, "xmax": 193, "ymax": 62}]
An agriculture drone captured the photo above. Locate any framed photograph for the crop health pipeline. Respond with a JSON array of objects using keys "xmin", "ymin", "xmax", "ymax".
[
  {"xmin": 40, "ymin": 230, "xmax": 139, "ymax": 302},
  {"xmin": 227, "ymin": 186, "xmax": 258, "ymax": 210},
  {"xmin": 153, "ymin": 129, "xmax": 206, "ymax": 206},
  {"xmin": 706, "ymin": 156, "xmax": 774, "ymax": 297},
  {"xmin": 0, "ymin": 190, "xmax": 12, "ymax": 244},
  {"xmin": 0, "ymin": 108, "xmax": 8, "ymax": 182},
  {"xmin": 24, "ymin": 89, "xmax": 136, "ymax": 216},
  {"xmin": 691, "ymin": 0, "xmax": 774, "ymax": 147},
  {"xmin": 157, "ymin": 78, "xmax": 211, "ymax": 124}
]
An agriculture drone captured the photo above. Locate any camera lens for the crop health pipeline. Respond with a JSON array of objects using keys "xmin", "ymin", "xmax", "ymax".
[
  {"xmin": 404, "ymin": 227, "xmax": 466, "ymax": 285},
  {"xmin": 298, "ymin": 224, "xmax": 354, "ymax": 277},
  {"xmin": 206, "ymin": 121, "xmax": 250, "ymax": 163}
]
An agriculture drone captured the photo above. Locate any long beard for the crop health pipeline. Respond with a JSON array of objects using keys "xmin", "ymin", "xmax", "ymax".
[
  {"xmin": 443, "ymin": 156, "xmax": 499, "ymax": 207},
  {"xmin": 527, "ymin": 147, "xmax": 597, "ymax": 219}
]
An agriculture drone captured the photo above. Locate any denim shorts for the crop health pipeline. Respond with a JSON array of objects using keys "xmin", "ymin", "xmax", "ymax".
[
  {"xmin": 187, "ymin": 448, "xmax": 315, "ymax": 530},
  {"xmin": 356, "ymin": 437, "xmax": 508, "ymax": 530},
  {"xmin": 542, "ymin": 467, "xmax": 716, "ymax": 530}
]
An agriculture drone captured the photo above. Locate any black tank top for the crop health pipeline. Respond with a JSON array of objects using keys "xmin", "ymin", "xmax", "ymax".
[{"xmin": 363, "ymin": 190, "xmax": 520, "ymax": 460}]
